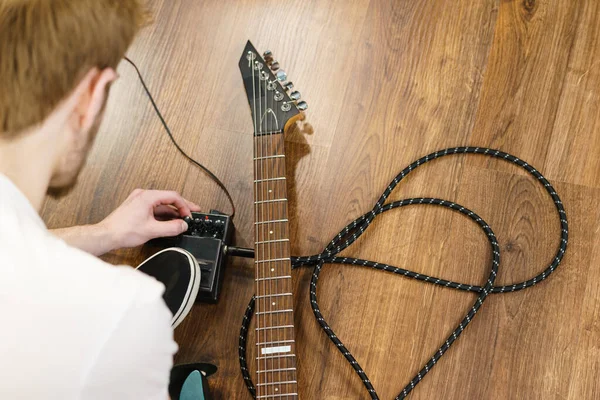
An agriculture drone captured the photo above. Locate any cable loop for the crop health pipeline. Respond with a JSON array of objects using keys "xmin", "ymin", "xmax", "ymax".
[{"xmin": 239, "ymin": 147, "xmax": 568, "ymax": 399}]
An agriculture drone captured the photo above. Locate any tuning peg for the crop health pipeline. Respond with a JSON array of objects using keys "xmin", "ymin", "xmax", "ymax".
[
  {"xmin": 296, "ymin": 101, "xmax": 308, "ymax": 111},
  {"xmin": 270, "ymin": 61, "xmax": 280, "ymax": 71},
  {"xmin": 263, "ymin": 51, "xmax": 273, "ymax": 65},
  {"xmin": 283, "ymin": 82, "xmax": 294, "ymax": 91},
  {"xmin": 276, "ymin": 70, "xmax": 287, "ymax": 81},
  {"xmin": 289, "ymin": 90, "xmax": 301, "ymax": 100}
]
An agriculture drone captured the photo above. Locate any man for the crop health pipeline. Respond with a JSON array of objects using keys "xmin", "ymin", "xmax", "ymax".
[{"xmin": 0, "ymin": 1, "xmax": 199, "ymax": 398}]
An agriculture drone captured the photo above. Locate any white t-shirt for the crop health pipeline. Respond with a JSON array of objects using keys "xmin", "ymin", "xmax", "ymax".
[{"xmin": 0, "ymin": 174, "xmax": 178, "ymax": 399}]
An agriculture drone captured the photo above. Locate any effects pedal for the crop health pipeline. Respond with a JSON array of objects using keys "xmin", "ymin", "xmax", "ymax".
[{"xmin": 150, "ymin": 210, "xmax": 233, "ymax": 303}]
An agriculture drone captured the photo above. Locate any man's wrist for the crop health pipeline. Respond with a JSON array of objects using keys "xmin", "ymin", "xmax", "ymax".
[
  {"xmin": 51, "ymin": 223, "xmax": 119, "ymax": 256},
  {"xmin": 93, "ymin": 221, "xmax": 120, "ymax": 255}
]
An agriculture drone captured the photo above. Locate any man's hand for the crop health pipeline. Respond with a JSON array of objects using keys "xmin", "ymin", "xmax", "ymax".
[
  {"xmin": 51, "ymin": 189, "xmax": 201, "ymax": 256},
  {"xmin": 99, "ymin": 189, "xmax": 201, "ymax": 249}
]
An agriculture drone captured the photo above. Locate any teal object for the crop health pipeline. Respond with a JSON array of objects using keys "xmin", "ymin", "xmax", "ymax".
[{"xmin": 180, "ymin": 370, "xmax": 205, "ymax": 400}]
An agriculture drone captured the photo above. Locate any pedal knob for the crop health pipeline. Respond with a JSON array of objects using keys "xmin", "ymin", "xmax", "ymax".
[{"xmin": 215, "ymin": 221, "xmax": 225, "ymax": 237}]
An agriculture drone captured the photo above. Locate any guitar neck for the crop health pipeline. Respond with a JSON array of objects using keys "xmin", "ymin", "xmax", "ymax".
[{"xmin": 254, "ymin": 133, "xmax": 298, "ymax": 399}]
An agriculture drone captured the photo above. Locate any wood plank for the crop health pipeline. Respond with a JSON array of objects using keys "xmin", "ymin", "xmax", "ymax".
[
  {"xmin": 545, "ymin": 0, "xmax": 600, "ymax": 188},
  {"xmin": 465, "ymin": 0, "xmax": 600, "ymax": 189},
  {"xmin": 568, "ymin": 206, "xmax": 600, "ymax": 399}
]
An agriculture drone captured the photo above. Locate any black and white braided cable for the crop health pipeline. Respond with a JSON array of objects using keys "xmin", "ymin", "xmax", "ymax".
[{"xmin": 238, "ymin": 147, "xmax": 569, "ymax": 399}]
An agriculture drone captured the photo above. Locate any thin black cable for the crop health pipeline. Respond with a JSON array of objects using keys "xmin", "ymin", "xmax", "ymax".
[
  {"xmin": 123, "ymin": 57, "xmax": 236, "ymax": 218},
  {"xmin": 238, "ymin": 146, "xmax": 568, "ymax": 399}
]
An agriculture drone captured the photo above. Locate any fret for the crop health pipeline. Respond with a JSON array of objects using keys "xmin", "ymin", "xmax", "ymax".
[
  {"xmin": 257, "ymin": 354, "xmax": 296, "ymax": 360},
  {"xmin": 257, "ymin": 367, "xmax": 297, "ymax": 373},
  {"xmin": 256, "ymin": 339, "xmax": 295, "ymax": 345},
  {"xmin": 255, "ymin": 219, "xmax": 288, "ymax": 225},
  {"xmin": 255, "ymin": 198, "xmax": 288, "ymax": 204},
  {"xmin": 256, "ymin": 324, "xmax": 294, "ymax": 331},
  {"xmin": 256, "ymin": 309, "xmax": 294, "ymax": 315},
  {"xmin": 254, "ymin": 177, "xmax": 286, "ymax": 182},
  {"xmin": 254, "ymin": 155, "xmax": 285, "ymax": 160},
  {"xmin": 257, "ymin": 394, "xmax": 298, "ymax": 399},
  {"xmin": 255, "ymin": 275, "xmax": 291, "ymax": 281},
  {"xmin": 255, "ymin": 293, "xmax": 292, "ymax": 299},
  {"xmin": 255, "ymin": 239, "xmax": 289, "ymax": 244},
  {"xmin": 256, "ymin": 272, "xmax": 291, "ymax": 284},
  {"xmin": 255, "ymin": 257, "xmax": 290, "ymax": 263}
]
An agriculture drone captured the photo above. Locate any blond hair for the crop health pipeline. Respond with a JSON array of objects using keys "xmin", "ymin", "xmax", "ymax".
[{"xmin": 0, "ymin": 0, "xmax": 147, "ymax": 137}]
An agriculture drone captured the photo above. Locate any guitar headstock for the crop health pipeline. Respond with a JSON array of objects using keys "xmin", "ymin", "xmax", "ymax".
[{"xmin": 239, "ymin": 41, "xmax": 307, "ymax": 136}]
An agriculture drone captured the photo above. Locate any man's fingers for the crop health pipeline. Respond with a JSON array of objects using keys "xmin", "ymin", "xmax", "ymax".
[
  {"xmin": 142, "ymin": 190, "xmax": 191, "ymax": 217},
  {"xmin": 149, "ymin": 219, "xmax": 188, "ymax": 238},
  {"xmin": 154, "ymin": 205, "xmax": 180, "ymax": 220}
]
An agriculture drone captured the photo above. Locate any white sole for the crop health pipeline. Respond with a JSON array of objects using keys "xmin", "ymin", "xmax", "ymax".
[{"xmin": 136, "ymin": 247, "xmax": 201, "ymax": 329}]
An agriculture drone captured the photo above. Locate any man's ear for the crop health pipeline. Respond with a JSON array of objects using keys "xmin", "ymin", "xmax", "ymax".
[{"xmin": 74, "ymin": 67, "xmax": 118, "ymax": 133}]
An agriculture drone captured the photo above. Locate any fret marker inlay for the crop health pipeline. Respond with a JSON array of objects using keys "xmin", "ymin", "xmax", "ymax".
[{"xmin": 261, "ymin": 345, "xmax": 292, "ymax": 355}]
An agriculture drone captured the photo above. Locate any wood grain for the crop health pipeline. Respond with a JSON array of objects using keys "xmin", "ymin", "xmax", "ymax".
[{"xmin": 40, "ymin": 0, "xmax": 600, "ymax": 398}]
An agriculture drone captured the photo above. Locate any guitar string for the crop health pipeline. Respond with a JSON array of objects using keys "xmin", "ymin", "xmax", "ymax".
[
  {"xmin": 264, "ymin": 68, "xmax": 281, "ymax": 400},
  {"xmin": 258, "ymin": 60, "xmax": 269, "ymax": 399},
  {"xmin": 250, "ymin": 54, "xmax": 262, "ymax": 396},
  {"xmin": 270, "ymin": 70, "xmax": 282, "ymax": 400},
  {"xmin": 273, "ymin": 82, "xmax": 294, "ymax": 399},
  {"xmin": 277, "ymin": 100, "xmax": 287, "ymax": 399},
  {"xmin": 271, "ymin": 77, "xmax": 284, "ymax": 399},
  {"xmin": 239, "ymin": 146, "xmax": 569, "ymax": 399}
]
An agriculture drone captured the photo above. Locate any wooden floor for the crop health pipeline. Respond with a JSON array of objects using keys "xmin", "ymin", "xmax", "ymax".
[{"xmin": 41, "ymin": 0, "xmax": 600, "ymax": 398}]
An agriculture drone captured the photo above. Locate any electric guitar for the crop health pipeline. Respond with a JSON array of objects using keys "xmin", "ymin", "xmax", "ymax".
[{"xmin": 238, "ymin": 41, "xmax": 307, "ymax": 399}]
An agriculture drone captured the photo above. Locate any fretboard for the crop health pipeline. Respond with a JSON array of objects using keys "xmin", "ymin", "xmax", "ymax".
[{"xmin": 254, "ymin": 133, "xmax": 298, "ymax": 399}]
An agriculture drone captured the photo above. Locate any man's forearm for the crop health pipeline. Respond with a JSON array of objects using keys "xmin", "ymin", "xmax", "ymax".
[{"xmin": 51, "ymin": 224, "xmax": 117, "ymax": 257}]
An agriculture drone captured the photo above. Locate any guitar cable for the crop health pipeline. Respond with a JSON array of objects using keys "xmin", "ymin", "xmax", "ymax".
[
  {"xmin": 238, "ymin": 147, "xmax": 568, "ymax": 399},
  {"xmin": 123, "ymin": 57, "xmax": 569, "ymax": 399}
]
